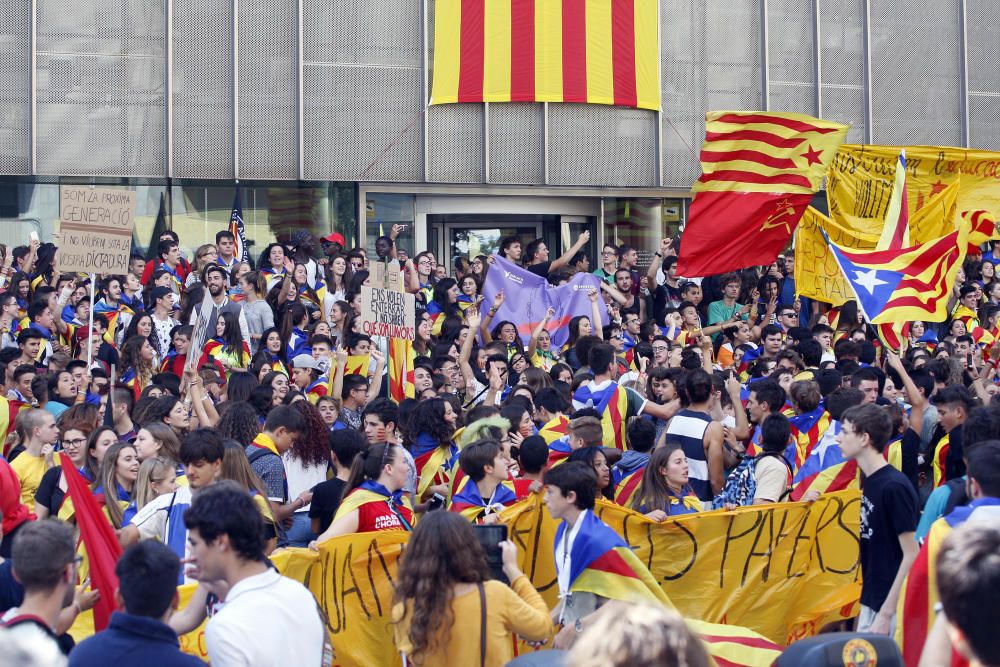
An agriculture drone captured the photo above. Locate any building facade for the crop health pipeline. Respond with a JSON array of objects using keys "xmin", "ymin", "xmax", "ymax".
[{"xmin": 0, "ymin": 0, "xmax": 997, "ymax": 267}]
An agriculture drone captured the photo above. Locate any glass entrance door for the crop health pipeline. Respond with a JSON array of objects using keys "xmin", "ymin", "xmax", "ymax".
[{"xmin": 429, "ymin": 213, "xmax": 555, "ymax": 274}]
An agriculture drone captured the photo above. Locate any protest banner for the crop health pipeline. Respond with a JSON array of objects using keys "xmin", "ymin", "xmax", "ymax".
[
  {"xmin": 58, "ymin": 186, "xmax": 136, "ymax": 274},
  {"xmin": 827, "ymin": 144, "xmax": 1000, "ymax": 233},
  {"xmin": 502, "ymin": 492, "xmax": 861, "ymax": 644},
  {"xmin": 370, "ymin": 260, "xmax": 404, "ymax": 292},
  {"xmin": 480, "ymin": 255, "xmax": 609, "ymax": 349},
  {"xmin": 359, "ymin": 285, "xmax": 415, "ymax": 341}
]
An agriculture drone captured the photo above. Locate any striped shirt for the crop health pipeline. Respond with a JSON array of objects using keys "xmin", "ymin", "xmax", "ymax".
[{"xmin": 665, "ymin": 409, "xmax": 714, "ymax": 501}]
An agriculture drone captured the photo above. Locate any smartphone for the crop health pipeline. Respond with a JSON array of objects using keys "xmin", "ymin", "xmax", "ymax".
[
  {"xmin": 29, "ymin": 231, "xmax": 38, "ymax": 243},
  {"xmin": 427, "ymin": 493, "xmax": 446, "ymax": 512},
  {"xmin": 968, "ymin": 353, "xmax": 974, "ymax": 369},
  {"xmin": 474, "ymin": 524, "xmax": 509, "ymax": 583}
]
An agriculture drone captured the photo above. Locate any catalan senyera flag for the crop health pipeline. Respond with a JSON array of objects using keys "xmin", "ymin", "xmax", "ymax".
[
  {"xmin": 613, "ymin": 468, "xmax": 644, "ymax": 507},
  {"xmin": 388, "ymin": 338, "xmax": 415, "ymax": 402},
  {"xmin": 894, "ymin": 499, "xmax": 1000, "ymax": 667},
  {"xmin": 677, "ymin": 111, "xmax": 849, "ymax": 276},
  {"xmin": 0, "ymin": 397, "xmax": 26, "ymax": 458},
  {"xmin": 430, "ymin": 0, "xmax": 660, "ymax": 110},
  {"xmin": 556, "ymin": 509, "xmax": 672, "ymax": 607},
  {"xmin": 963, "ymin": 208, "xmax": 999, "ymax": 252},
  {"xmin": 825, "ymin": 221, "xmax": 970, "ymax": 326},
  {"xmin": 687, "ymin": 618, "xmax": 784, "ymax": 667}
]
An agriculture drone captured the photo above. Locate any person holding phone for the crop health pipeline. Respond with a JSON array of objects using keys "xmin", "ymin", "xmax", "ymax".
[{"xmin": 391, "ymin": 511, "xmax": 551, "ymax": 667}]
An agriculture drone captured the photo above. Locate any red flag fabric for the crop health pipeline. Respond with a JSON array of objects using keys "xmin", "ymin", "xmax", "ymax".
[
  {"xmin": 679, "ymin": 191, "xmax": 813, "ymax": 276},
  {"xmin": 61, "ymin": 453, "xmax": 122, "ymax": 630}
]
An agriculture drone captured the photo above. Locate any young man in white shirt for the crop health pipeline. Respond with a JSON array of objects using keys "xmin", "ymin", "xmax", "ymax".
[{"xmin": 184, "ymin": 481, "xmax": 326, "ymax": 667}]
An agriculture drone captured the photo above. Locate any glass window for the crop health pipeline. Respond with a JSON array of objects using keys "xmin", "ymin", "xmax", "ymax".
[
  {"xmin": 169, "ymin": 182, "xmax": 356, "ymax": 265},
  {"xmin": 604, "ymin": 198, "xmax": 664, "ymax": 272},
  {"xmin": 365, "ymin": 193, "xmax": 414, "ymax": 261}
]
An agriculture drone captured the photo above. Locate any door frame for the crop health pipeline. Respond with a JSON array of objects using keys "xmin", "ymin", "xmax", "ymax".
[{"xmin": 436, "ymin": 219, "xmax": 545, "ymax": 273}]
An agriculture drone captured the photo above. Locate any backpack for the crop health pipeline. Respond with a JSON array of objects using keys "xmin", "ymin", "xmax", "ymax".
[{"xmin": 712, "ymin": 452, "xmax": 791, "ymax": 509}]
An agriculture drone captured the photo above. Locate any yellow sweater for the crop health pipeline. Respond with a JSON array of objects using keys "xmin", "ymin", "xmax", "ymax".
[
  {"xmin": 392, "ymin": 575, "xmax": 552, "ymax": 667},
  {"xmin": 11, "ymin": 452, "xmax": 53, "ymax": 506}
]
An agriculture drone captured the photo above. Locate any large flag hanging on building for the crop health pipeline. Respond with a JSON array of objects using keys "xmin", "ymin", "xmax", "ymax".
[
  {"xmin": 229, "ymin": 185, "xmax": 248, "ymax": 264},
  {"xmin": 430, "ymin": 0, "xmax": 660, "ymax": 110},
  {"xmin": 824, "ymin": 222, "xmax": 969, "ymax": 325},
  {"xmin": 677, "ymin": 112, "xmax": 849, "ymax": 276}
]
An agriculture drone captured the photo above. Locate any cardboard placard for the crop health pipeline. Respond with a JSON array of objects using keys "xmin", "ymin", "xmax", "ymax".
[
  {"xmin": 369, "ymin": 260, "xmax": 403, "ymax": 292},
  {"xmin": 58, "ymin": 186, "xmax": 136, "ymax": 274},
  {"xmin": 359, "ymin": 285, "xmax": 415, "ymax": 340}
]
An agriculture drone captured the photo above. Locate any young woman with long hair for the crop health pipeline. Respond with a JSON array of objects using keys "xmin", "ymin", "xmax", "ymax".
[
  {"xmin": 119, "ymin": 335, "xmax": 156, "ymax": 400},
  {"xmin": 309, "ymin": 443, "xmax": 413, "ymax": 547},
  {"xmin": 34, "ymin": 424, "xmax": 96, "ymax": 519},
  {"xmin": 185, "ymin": 244, "xmax": 218, "ymax": 290},
  {"xmin": 391, "ymin": 511, "xmax": 550, "ymax": 667},
  {"xmin": 412, "ymin": 309, "xmax": 433, "ymax": 358},
  {"xmin": 132, "ymin": 456, "xmax": 178, "ymax": 513},
  {"xmin": 630, "ymin": 444, "xmax": 702, "ymax": 520},
  {"xmin": 283, "ymin": 400, "xmax": 334, "ymax": 547},
  {"xmin": 327, "ymin": 300, "xmax": 352, "ymax": 347},
  {"xmin": 238, "ymin": 270, "xmax": 275, "ymax": 355},
  {"xmin": 566, "ymin": 446, "xmax": 613, "ymax": 501},
  {"xmin": 407, "ymin": 398, "xmax": 458, "ymax": 501},
  {"xmin": 94, "ymin": 441, "xmax": 140, "ymax": 529},
  {"xmin": 132, "ymin": 421, "xmax": 186, "ymax": 484},
  {"xmin": 143, "ymin": 395, "xmax": 191, "ymax": 437},
  {"xmin": 121, "ymin": 312, "xmax": 159, "ymax": 360},
  {"xmin": 198, "ymin": 311, "xmax": 250, "ymax": 374},
  {"xmin": 280, "ymin": 302, "xmax": 310, "ymax": 361},
  {"xmin": 327, "ymin": 255, "xmax": 353, "ymax": 303},
  {"xmin": 292, "ymin": 262, "xmax": 329, "ymax": 323},
  {"xmin": 251, "ymin": 327, "xmax": 288, "ymax": 377},
  {"xmin": 258, "ymin": 242, "xmax": 291, "ymax": 290},
  {"xmin": 428, "ymin": 277, "xmax": 461, "ymax": 332},
  {"xmin": 219, "ymin": 440, "xmax": 278, "ymax": 552}
]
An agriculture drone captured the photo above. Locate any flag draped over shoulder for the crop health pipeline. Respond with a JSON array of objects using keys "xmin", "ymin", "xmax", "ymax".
[
  {"xmin": 825, "ymin": 222, "xmax": 969, "ymax": 325},
  {"xmin": 229, "ymin": 186, "xmax": 248, "ymax": 264},
  {"xmin": 479, "ymin": 255, "xmax": 608, "ymax": 349},
  {"xmin": 677, "ymin": 111, "xmax": 849, "ymax": 276},
  {"xmin": 61, "ymin": 453, "xmax": 121, "ymax": 631},
  {"xmin": 687, "ymin": 618, "xmax": 785, "ymax": 667},
  {"xmin": 430, "ymin": 0, "xmax": 660, "ymax": 110},
  {"xmin": 789, "ymin": 421, "xmax": 861, "ymax": 501},
  {"xmin": 557, "ymin": 509, "xmax": 672, "ymax": 607}
]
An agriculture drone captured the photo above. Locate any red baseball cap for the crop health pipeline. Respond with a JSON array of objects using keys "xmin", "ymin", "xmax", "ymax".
[{"xmin": 321, "ymin": 232, "xmax": 346, "ymax": 246}]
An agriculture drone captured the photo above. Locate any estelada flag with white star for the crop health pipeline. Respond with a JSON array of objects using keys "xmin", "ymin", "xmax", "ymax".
[
  {"xmin": 677, "ymin": 111, "xmax": 849, "ymax": 276},
  {"xmin": 823, "ymin": 221, "xmax": 970, "ymax": 325}
]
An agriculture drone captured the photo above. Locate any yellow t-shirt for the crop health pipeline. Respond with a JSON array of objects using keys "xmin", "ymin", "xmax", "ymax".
[{"xmin": 11, "ymin": 452, "xmax": 55, "ymax": 506}]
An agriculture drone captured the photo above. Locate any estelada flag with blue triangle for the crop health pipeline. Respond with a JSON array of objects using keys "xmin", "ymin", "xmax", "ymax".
[{"xmin": 823, "ymin": 219, "xmax": 969, "ymax": 326}]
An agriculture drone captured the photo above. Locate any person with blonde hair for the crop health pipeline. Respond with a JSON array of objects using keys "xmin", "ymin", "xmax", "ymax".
[
  {"xmin": 567, "ymin": 603, "xmax": 712, "ymax": 667},
  {"xmin": 132, "ymin": 456, "xmax": 178, "ymax": 513}
]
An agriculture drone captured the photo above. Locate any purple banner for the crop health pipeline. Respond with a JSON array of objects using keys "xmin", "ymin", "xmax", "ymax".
[{"xmin": 479, "ymin": 255, "xmax": 609, "ymax": 349}]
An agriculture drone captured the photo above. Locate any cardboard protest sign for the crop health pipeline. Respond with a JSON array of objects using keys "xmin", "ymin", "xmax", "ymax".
[
  {"xmin": 58, "ymin": 186, "xmax": 135, "ymax": 274},
  {"xmin": 359, "ymin": 285, "xmax": 415, "ymax": 341}
]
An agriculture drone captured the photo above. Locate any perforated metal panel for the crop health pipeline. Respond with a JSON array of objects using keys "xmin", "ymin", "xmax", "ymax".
[
  {"xmin": 966, "ymin": 0, "xmax": 1000, "ymax": 149},
  {"xmin": 869, "ymin": 0, "xmax": 962, "ymax": 146},
  {"xmin": 549, "ymin": 104, "xmax": 655, "ymax": 187},
  {"xmin": 426, "ymin": 104, "xmax": 483, "ymax": 183},
  {"xmin": 818, "ymin": 0, "xmax": 866, "ymax": 143},
  {"xmin": 35, "ymin": 0, "xmax": 165, "ymax": 176},
  {"xmin": 768, "ymin": 0, "xmax": 817, "ymax": 114},
  {"xmin": 487, "ymin": 103, "xmax": 543, "ymax": 184},
  {"xmin": 303, "ymin": 64, "xmax": 423, "ymax": 182},
  {"xmin": 172, "ymin": 0, "xmax": 233, "ymax": 178},
  {"xmin": 662, "ymin": 0, "xmax": 763, "ymax": 189},
  {"xmin": 304, "ymin": 0, "xmax": 420, "ymax": 67},
  {"xmin": 0, "ymin": 0, "xmax": 31, "ymax": 174},
  {"xmin": 237, "ymin": 0, "xmax": 296, "ymax": 179}
]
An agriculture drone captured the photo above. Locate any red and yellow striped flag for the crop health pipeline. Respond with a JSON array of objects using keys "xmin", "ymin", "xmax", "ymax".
[
  {"xmin": 388, "ymin": 338, "xmax": 415, "ymax": 402},
  {"xmin": 677, "ymin": 111, "xmax": 849, "ymax": 276},
  {"xmin": 430, "ymin": 0, "xmax": 660, "ymax": 110}
]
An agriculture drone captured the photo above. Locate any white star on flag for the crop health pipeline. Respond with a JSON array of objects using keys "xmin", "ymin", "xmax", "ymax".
[{"xmin": 853, "ymin": 268, "xmax": 888, "ymax": 295}]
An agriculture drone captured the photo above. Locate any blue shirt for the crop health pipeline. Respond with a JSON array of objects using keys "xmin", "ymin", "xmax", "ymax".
[{"xmin": 68, "ymin": 611, "xmax": 204, "ymax": 667}]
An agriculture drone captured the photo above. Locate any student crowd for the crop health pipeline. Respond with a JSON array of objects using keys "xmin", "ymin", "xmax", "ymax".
[{"xmin": 1, "ymin": 226, "xmax": 1000, "ymax": 667}]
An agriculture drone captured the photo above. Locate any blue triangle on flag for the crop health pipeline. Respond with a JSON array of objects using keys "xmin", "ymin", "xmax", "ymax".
[{"xmin": 827, "ymin": 243, "xmax": 905, "ymax": 319}]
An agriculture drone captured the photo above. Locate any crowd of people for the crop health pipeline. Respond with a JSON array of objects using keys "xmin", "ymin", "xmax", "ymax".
[{"xmin": 1, "ymin": 225, "xmax": 1000, "ymax": 666}]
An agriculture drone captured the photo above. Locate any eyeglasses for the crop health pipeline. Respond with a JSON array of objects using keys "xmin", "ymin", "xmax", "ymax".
[
  {"xmin": 63, "ymin": 438, "xmax": 87, "ymax": 447},
  {"xmin": 602, "ymin": 250, "xmax": 616, "ymax": 256},
  {"xmin": 652, "ymin": 346, "xmax": 669, "ymax": 352}
]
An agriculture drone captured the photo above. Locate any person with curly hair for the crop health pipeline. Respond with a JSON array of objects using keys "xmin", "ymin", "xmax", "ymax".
[
  {"xmin": 283, "ymin": 400, "xmax": 332, "ymax": 546},
  {"xmin": 216, "ymin": 401, "xmax": 262, "ymax": 448},
  {"xmin": 391, "ymin": 510, "xmax": 550, "ymax": 667},
  {"xmin": 406, "ymin": 397, "xmax": 458, "ymax": 502}
]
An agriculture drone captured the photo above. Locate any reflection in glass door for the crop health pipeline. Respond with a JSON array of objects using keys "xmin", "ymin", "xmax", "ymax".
[{"xmin": 447, "ymin": 225, "xmax": 542, "ymax": 269}]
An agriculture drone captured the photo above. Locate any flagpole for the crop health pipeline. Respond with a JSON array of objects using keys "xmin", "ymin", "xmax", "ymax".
[{"xmin": 87, "ymin": 273, "xmax": 96, "ymax": 370}]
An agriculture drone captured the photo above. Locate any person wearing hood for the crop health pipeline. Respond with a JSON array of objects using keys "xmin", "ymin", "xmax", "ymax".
[{"xmin": 612, "ymin": 419, "xmax": 657, "ymax": 507}]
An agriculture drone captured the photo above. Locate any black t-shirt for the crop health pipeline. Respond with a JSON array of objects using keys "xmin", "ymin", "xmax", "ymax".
[
  {"xmin": 309, "ymin": 478, "xmax": 347, "ymax": 534},
  {"xmin": 859, "ymin": 464, "xmax": 919, "ymax": 610},
  {"xmin": 899, "ymin": 429, "xmax": 920, "ymax": 494},
  {"xmin": 651, "ymin": 283, "xmax": 683, "ymax": 324},
  {"xmin": 34, "ymin": 466, "xmax": 65, "ymax": 516},
  {"xmin": 526, "ymin": 261, "xmax": 553, "ymax": 278},
  {"xmin": 0, "ymin": 559, "xmax": 24, "ymax": 612},
  {"xmin": 945, "ymin": 424, "xmax": 966, "ymax": 481}
]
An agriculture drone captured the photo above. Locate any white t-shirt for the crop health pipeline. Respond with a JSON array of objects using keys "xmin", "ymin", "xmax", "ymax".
[
  {"xmin": 205, "ymin": 568, "xmax": 325, "ymax": 667},
  {"xmin": 282, "ymin": 454, "xmax": 329, "ymax": 513}
]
